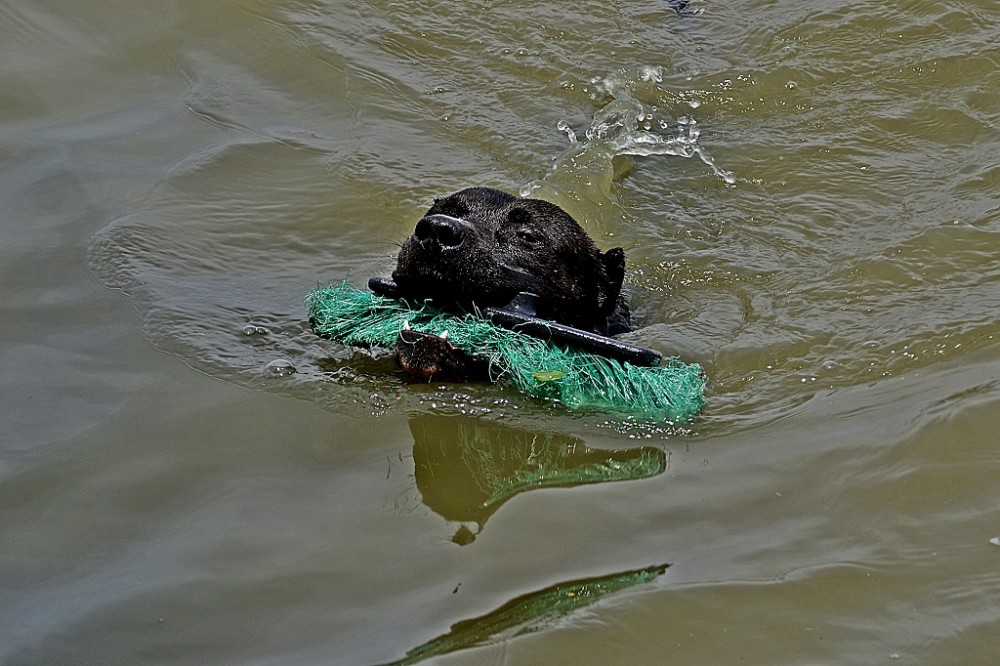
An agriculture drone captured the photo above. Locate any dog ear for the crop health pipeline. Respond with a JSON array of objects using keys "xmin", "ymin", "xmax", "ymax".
[{"xmin": 600, "ymin": 247, "xmax": 626, "ymax": 314}]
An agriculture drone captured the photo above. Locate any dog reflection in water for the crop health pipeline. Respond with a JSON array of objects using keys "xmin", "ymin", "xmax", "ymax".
[{"xmin": 408, "ymin": 414, "xmax": 666, "ymax": 545}]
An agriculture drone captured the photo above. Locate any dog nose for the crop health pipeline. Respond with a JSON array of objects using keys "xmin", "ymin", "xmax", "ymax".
[{"xmin": 414, "ymin": 214, "xmax": 470, "ymax": 249}]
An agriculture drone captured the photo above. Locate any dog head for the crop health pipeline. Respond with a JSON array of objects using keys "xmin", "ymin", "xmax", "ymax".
[{"xmin": 392, "ymin": 187, "xmax": 628, "ymax": 333}]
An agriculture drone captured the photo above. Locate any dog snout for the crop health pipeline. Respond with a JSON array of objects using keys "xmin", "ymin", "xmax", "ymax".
[{"xmin": 414, "ymin": 214, "xmax": 471, "ymax": 249}]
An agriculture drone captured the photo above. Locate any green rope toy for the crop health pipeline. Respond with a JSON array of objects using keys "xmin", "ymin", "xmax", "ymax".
[{"xmin": 306, "ymin": 280, "xmax": 705, "ymax": 422}]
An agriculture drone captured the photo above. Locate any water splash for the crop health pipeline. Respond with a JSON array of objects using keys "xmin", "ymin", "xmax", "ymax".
[
  {"xmin": 588, "ymin": 68, "xmax": 734, "ymax": 182},
  {"xmin": 522, "ymin": 67, "xmax": 734, "ymax": 202}
]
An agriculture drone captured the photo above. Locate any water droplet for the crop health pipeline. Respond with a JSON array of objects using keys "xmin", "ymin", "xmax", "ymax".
[
  {"xmin": 556, "ymin": 119, "xmax": 577, "ymax": 143},
  {"xmin": 263, "ymin": 359, "xmax": 296, "ymax": 377}
]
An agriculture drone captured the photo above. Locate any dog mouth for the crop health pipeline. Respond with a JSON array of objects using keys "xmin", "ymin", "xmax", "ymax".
[
  {"xmin": 394, "ymin": 324, "xmax": 482, "ymax": 380},
  {"xmin": 391, "ymin": 258, "xmax": 549, "ymax": 314}
]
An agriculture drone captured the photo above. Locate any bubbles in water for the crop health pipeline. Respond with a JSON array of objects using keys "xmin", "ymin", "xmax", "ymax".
[
  {"xmin": 263, "ymin": 358, "xmax": 297, "ymax": 377},
  {"xmin": 688, "ymin": 99, "xmax": 701, "ymax": 109},
  {"xmin": 785, "ymin": 81, "xmax": 797, "ymax": 90},
  {"xmin": 242, "ymin": 324, "xmax": 270, "ymax": 336}
]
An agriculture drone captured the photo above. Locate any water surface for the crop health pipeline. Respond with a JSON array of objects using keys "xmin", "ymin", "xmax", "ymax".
[{"xmin": 2, "ymin": 0, "xmax": 998, "ymax": 664}]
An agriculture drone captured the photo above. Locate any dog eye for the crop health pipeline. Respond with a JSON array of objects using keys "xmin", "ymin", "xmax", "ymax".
[{"xmin": 516, "ymin": 228, "xmax": 540, "ymax": 244}]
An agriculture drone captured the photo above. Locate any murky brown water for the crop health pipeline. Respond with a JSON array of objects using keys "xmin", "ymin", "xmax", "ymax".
[{"xmin": 2, "ymin": 0, "xmax": 998, "ymax": 664}]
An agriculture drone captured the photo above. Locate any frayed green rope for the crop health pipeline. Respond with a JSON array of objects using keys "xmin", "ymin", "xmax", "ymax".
[{"xmin": 306, "ymin": 281, "xmax": 705, "ymax": 421}]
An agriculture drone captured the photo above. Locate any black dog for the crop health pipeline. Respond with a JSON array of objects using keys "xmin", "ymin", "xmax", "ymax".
[{"xmin": 390, "ymin": 187, "xmax": 632, "ymax": 379}]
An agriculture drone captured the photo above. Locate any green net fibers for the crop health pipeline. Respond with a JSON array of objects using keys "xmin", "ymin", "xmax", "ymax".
[{"xmin": 306, "ymin": 281, "xmax": 705, "ymax": 421}]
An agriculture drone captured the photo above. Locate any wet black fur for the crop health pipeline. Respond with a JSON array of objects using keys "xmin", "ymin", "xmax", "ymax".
[{"xmin": 392, "ymin": 187, "xmax": 631, "ymax": 335}]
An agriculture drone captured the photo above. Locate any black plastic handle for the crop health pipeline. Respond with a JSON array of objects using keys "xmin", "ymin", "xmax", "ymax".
[
  {"xmin": 366, "ymin": 276, "xmax": 662, "ymax": 367},
  {"xmin": 483, "ymin": 307, "xmax": 661, "ymax": 367}
]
